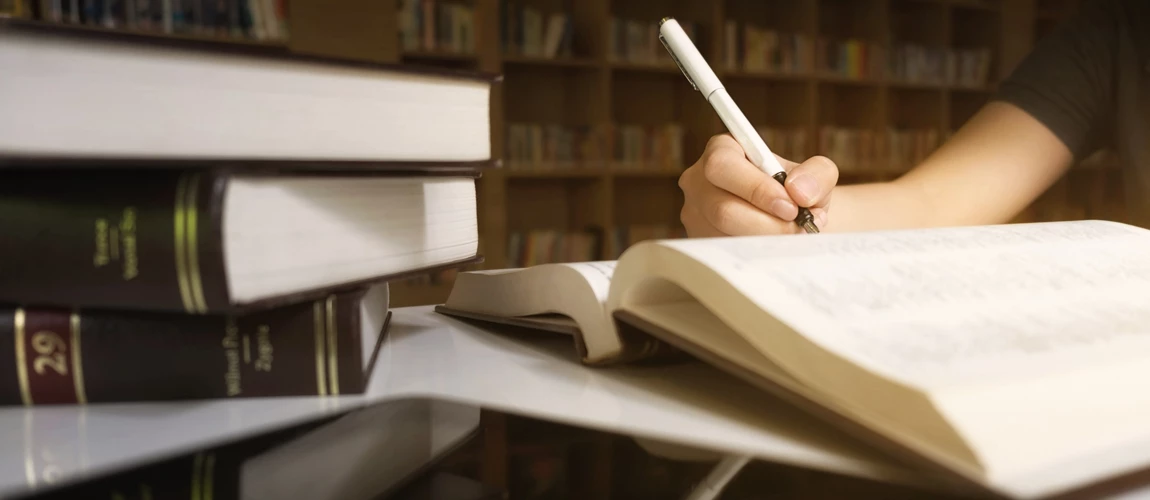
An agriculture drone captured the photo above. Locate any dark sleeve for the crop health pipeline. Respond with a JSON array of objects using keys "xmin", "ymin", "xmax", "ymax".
[{"xmin": 993, "ymin": 0, "xmax": 1120, "ymax": 161}]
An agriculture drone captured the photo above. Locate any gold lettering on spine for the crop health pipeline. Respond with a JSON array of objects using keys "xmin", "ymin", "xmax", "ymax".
[
  {"xmin": 313, "ymin": 301, "xmax": 327, "ymax": 396},
  {"xmin": 326, "ymin": 296, "xmax": 339, "ymax": 396},
  {"xmin": 93, "ymin": 219, "xmax": 109, "ymax": 267},
  {"xmin": 191, "ymin": 452, "xmax": 203, "ymax": 500},
  {"xmin": 174, "ymin": 175, "xmax": 194, "ymax": 313},
  {"xmin": 14, "ymin": 309, "xmax": 30, "ymax": 406},
  {"xmin": 119, "ymin": 208, "xmax": 138, "ymax": 281},
  {"xmin": 70, "ymin": 313, "xmax": 86, "ymax": 404},
  {"xmin": 203, "ymin": 453, "xmax": 216, "ymax": 500},
  {"xmin": 185, "ymin": 174, "xmax": 207, "ymax": 314}
]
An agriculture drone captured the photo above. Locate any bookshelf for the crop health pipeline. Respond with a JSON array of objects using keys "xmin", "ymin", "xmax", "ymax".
[{"xmin": 5, "ymin": 0, "xmax": 1123, "ymax": 309}]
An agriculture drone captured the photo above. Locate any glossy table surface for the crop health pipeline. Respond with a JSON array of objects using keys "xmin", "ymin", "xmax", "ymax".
[{"xmin": 0, "ymin": 305, "xmax": 924, "ymax": 498}]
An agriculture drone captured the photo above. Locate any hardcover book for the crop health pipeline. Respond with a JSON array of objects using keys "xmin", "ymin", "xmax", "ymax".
[
  {"xmin": 436, "ymin": 219, "xmax": 1150, "ymax": 499},
  {"xmin": 0, "ymin": 283, "xmax": 390, "ymax": 405},
  {"xmin": 0, "ymin": 18, "xmax": 497, "ymax": 164},
  {"xmin": 0, "ymin": 167, "xmax": 482, "ymax": 313}
]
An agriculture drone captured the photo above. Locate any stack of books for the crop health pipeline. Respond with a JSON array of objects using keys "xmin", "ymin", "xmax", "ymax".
[{"xmin": 0, "ymin": 18, "xmax": 494, "ymax": 413}]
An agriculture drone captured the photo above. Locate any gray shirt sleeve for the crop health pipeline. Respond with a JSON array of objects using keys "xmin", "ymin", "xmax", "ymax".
[{"xmin": 993, "ymin": 0, "xmax": 1120, "ymax": 161}]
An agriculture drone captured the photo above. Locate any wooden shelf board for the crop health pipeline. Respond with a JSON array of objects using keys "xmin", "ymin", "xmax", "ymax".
[
  {"xmin": 610, "ymin": 169, "xmax": 684, "ymax": 178},
  {"xmin": 503, "ymin": 166, "xmax": 683, "ymax": 179},
  {"xmin": 948, "ymin": 0, "xmax": 1002, "ymax": 12},
  {"xmin": 719, "ymin": 70, "xmax": 993, "ymax": 92},
  {"xmin": 401, "ymin": 50, "xmax": 478, "ymax": 62},
  {"xmin": 503, "ymin": 55, "xmax": 600, "ymax": 68},
  {"xmin": 608, "ymin": 61, "xmax": 683, "ymax": 74},
  {"xmin": 723, "ymin": 70, "xmax": 814, "ymax": 83},
  {"xmin": 505, "ymin": 169, "xmax": 607, "ymax": 178}
]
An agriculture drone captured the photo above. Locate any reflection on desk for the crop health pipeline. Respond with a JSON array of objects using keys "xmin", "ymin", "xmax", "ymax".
[{"xmin": 0, "ymin": 305, "xmax": 926, "ymax": 499}]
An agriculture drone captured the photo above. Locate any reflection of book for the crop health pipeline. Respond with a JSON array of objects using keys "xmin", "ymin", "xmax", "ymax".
[
  {"xmin": 439, "ymin": 220, "xmax": 1150, "ymax": 498},
  {"xmin": 27, "ymin": 399, "xmax": 479, "ymax": 500}
]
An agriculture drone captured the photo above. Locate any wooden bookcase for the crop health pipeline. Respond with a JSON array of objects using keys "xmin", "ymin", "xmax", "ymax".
[{"xmin": 8, "ymin": 0, "xmax": 1123, "ymax": 311}]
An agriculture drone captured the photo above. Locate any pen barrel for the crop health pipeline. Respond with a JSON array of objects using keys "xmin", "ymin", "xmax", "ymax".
[{"xmin": 708, "ymin": 89, "xmax": 783, "ymax": 176}]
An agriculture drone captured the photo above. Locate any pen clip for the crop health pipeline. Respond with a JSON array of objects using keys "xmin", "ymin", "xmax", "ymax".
[{"xmin": 658, "ymin": 34, "xmax": 697, "ymax": 91}]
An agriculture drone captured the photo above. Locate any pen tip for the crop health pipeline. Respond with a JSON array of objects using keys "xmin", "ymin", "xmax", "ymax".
[
  {"xmin": 660, "ymin": 17, "xmax": 673, "ymax": 26},
  {"xmin": 801, "ymin": 221, "xmax": 820, "ymax": 234}
]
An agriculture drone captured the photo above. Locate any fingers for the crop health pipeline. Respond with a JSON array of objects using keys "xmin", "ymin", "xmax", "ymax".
[
  {"xmin": 700, "ymin": 135, "xmax": 799, "ymax": 221},
  {"xmin": 784, "ymin": 155, "xmax": 839, "ymax": 208},
  {"xmin": 680, "ymin": 166, "xmax": 805, "ymax": 236}
]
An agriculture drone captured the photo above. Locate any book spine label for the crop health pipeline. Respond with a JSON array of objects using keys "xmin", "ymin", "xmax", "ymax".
[
  {"xmin": 0, "ymin": 168, "xmax": 230, "ymax": 313},
  {"xmin": 0, "ymin": 291, "xmax": 366, "ymax": 405}
]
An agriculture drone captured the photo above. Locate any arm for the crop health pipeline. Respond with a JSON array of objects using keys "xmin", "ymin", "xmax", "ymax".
[
  {"xmin": 826, "ymin": 101, "xmax": 1074, "ymax": 232},
  {"xmin": 679, "ymin": 0, "xmax": 1118, "ymax": 236}
]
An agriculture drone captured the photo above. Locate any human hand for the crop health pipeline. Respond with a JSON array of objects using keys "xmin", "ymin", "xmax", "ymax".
[{"xmin": 678, "ymin": 134, "xmax": 838, "ymax": 236}]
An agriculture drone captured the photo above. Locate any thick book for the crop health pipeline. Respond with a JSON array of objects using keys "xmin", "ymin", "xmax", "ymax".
[
  {"xmin": 0, "ymin": 167, "xmax": 482, "ymax": 313},
  {"xmin": 0, "ymin": 18, "xmax": 496, "ymax": 164},
  {"xmin": 436, "ymin": 220, "xmax": 1150, "ymax": 499},
  {"xmin": 0, "ymin": 283, "xmax": 390, "ymax": 405}
]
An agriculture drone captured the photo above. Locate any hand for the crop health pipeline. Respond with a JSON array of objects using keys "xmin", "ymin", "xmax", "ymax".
[{"xmin": 679, "ymin": 134, "xmax": 838, "ymax": 236}]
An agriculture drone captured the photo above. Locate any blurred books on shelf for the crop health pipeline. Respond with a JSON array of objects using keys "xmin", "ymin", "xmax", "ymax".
[
  {"xmin": 818, "ymin": 126, "xmax": 941, "ymax": 173},
  {"xmin": 723, "ymin": 22, "xmax": 813, "ymax": 74},
  {"xmin": 609, "ymin": 224, "xmax": 686, "ymax": 259},
  {"xmin": 818, "ymin": 38, "xmax": 887, "ymax": 80},
  {"xmin": 0, "ymin": 0, "xmax": 28, "ymax": 16},
  {"xmin": 499, "ymin": 2, "xmax": 572, "ymax": 58},
  {"xmin": 505, "ymin": 123, "xmax": 684, "ymax": 172},
  {"xmin": 757, "ymin": 127, "xmax": 809, "ymax": 163},
  {"xmin": 506, "ymin": 123, "xmax": 608, "ymax": 168},
  {"xmin": 815, "ymin": 38, "xmax": 992, "ymax": 87},
  {"xmin": 398, "ymin": 0, "xmax": 475, "ymax": 54},
  {"xmin": 608, "ymin": 16, "xmax": 697, "ymax": 65},
  {"xmin": 888, "ymin": 44, "xmax": 992, "ymax": 87},
  {"xmin": 19, "ymin": 0, "xmax": 288, "ymax": 41},
  {"xmin": 508, "ymin": 229, "xmax": 604, "ymax": 268},
  {"xmin": 612, "ymin": 123, "xmax": 685, "ymax": 170}
]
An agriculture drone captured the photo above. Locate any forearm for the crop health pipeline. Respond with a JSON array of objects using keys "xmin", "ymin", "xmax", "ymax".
[
  {"xmin": 821, "ymin": 181, "xmax": 937, "ymax": 232},
  {"xmin": 822, "ymin": 102, "xmax": 1074, "ymax": 233}
]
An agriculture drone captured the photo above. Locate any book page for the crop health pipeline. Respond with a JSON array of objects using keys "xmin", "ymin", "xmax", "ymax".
[
  {"xmin": 663, "ymin": 220, "xmax": 1150, "ymax": 389},
  {"xmin": 560, "ymin": 261, "xmax": 616, "ymax": 304}
]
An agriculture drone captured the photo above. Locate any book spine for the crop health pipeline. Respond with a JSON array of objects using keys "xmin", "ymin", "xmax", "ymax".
[
  {"xmin": 0, "ymin": 289, "xmax": 366, "ymax": 405},
  {"xmin": 0, "ymin": 168, "xmax": 232, "ymax": 313}
]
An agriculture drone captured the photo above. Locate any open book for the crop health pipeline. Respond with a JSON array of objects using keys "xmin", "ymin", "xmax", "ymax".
[{"xmin": 437, "ymin": 220, "xmax": 1150, "ymax": 499}]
